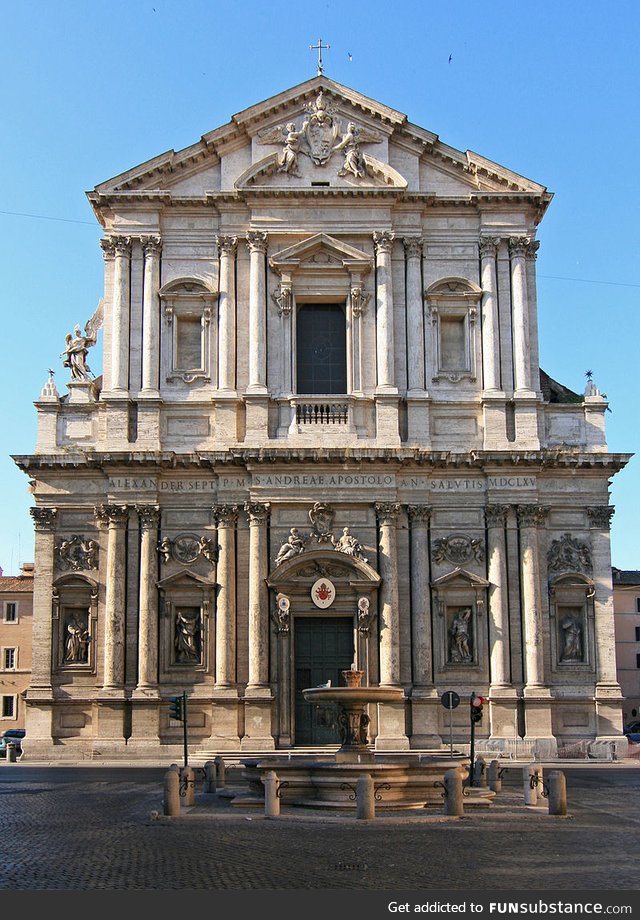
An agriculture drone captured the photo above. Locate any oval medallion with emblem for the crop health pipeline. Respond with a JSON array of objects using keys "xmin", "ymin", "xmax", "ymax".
[{"xmin": 311, "ymin": 577, "xmax": 336, "ymax": 609}]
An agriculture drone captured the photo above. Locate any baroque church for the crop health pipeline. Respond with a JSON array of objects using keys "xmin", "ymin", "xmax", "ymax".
[{"xmin": 14, "ymin": 74, "xmax": 631, "ymax": 760}]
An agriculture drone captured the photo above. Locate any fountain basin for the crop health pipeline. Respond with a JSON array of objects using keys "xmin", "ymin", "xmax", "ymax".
[{"xmin": 302, "ymin": 686, "xmax": 405, "ymax": 705}]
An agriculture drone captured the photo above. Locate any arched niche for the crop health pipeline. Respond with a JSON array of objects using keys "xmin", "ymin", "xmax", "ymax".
[
  {"xmin": 52, "ymin": 573, "xmax": 99, "ymax": 672},
  {"xmin": 157, "ymin": 570, "xmax": 215, "ymax": 679},
  {"xmin": 548, "ymin": 572, "xmax": 595, "ymax": 671},
  {"xmin": 158, "ymin": 278, "xmax": 217, "ymax": 386},
  {"xmin": 431, "ymin": 567, "xmax": 489, "ymax": 677},
  {"xmin": 425, "ymin": 277, "xmax": 482, "ymax": 384}
]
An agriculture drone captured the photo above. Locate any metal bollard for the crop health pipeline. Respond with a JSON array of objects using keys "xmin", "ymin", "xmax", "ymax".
[
  {"xmin": 203, "ymin": 760, "xmax": 217, "ymax": 794},
  {"xmin": 474, "ymin": 755, "xmax": 487, "ymax": 788},
  {"xmin": 263, "ymin": 770, "xmax": 280, "ymax": 817},
  {"xmin": 181, "ymin": 766, "xmax": 195, "ymax": 806},
  {"xmin": 214, "ymin": 756, "xmax": 226, "ymax": 788},
  {"xmin": 523, "ymin": 763, "xmax": 542, "ymax": 805},
  {"xmin": 356, "ymin": 773, "xmax": 375, "ymax": 820},
  {"xmin": 163, "ymin": 769, "xmax": 181, "ymax": 816},
  {"xmin": 488, "ymin": 759, "xmax": 502, "ymax": 792},
  {"xmin": 547, "ymin": 770, "xmax": 567, "ymax": 816},
  {"xmin": 443, "ymin": 768, "xmax": 464, "ymax": 816}
]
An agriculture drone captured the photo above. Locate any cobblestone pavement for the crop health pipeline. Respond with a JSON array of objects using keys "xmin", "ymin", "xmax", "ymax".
[{"xmin": 0, "ymin": 765, "xmax": 639, "ymax": 891}]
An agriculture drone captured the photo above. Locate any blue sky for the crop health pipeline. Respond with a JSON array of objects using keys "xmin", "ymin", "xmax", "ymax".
[{"xmin": 0, "ymin": 0, "xmax": 638, "ymax": 573}]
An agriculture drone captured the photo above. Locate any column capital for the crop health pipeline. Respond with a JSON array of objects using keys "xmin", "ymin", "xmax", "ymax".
[
  {"xmin": 407, "ymin": 504, "xmax": 432, "ymax": 524},
  {"xmin": 375, "ymin": 502, "xmax": 401, "ymax": 525},
  {"xmin": 587, "ymin": 505, "xmax": 615, "ymax": 530},
  {"xmin": 508, "ymin": 236, "xmax": 537, "ymax": 258},
  {"xmin": 244, "ymin": 501, "xmax": 271, "ymax": 524},
  {"xmin": 100, "ymin": 238, "xmax": 116, "ymax": 259},
  {"xmin": 373, "ymin": 230, "xmax": 395, "ymax": 255},
  {"xmin": 212, "ymin": 504, "xmax": 239, "ymax": 527},
  {"xmin": 135, "ymin": 505, "xmax": 160, "ymax": 529},
  {"xmin": 94, "ymin": 504, "xmax": 129, "ymax": 528},
  {"xmin": 484, "ymin": 504, "xmax": 510, "ymax": 528},
  {"xmin": 216, "ymin": 235, "xmax": 237, "ymax": 256},
  {"xmin": 30, "ymin": 507, "xmax": 58, "ymax": 532},
  {"xmin": 141, "ymin": 235, "xmax": 162, "ymax": 257},
  {"xmin": 479, "ymin": 236, "xmax": 501, "ymax": 259},
  {"xmin": 515, "ymin": 504, "xmax": 549, "ymax": 528},
  {"xmin": 403, "ymin": 236, "xmax": 423, "ymax": 259},
  {"xmin": 246, "ymin": 230, "xmax": 268, "ymax": 254},
  {"xmin": 110, "ymin": 235, "xmax": 132, "ymax": 257}
]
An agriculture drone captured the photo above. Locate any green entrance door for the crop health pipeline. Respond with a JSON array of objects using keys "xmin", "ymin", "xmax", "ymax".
[{"xmin": 294, "ymin": 616, "xmax": 354, "ymax": 745}]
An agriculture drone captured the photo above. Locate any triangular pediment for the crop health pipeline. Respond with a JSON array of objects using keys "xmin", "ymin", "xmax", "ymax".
[
  {"xmin": 269, "ymin": 233, "xmax": 372, "ymax": 272},
  {"xmin": 157, "ymin": 571, "xmax": 215, "ymax": 590},
  {"xmin": 87, "ymin": 75, "xmax": 550, "ymax": 217},
  {"xmin": 431, "ymin": 567, "xmax": 490, "ymax": 589}
]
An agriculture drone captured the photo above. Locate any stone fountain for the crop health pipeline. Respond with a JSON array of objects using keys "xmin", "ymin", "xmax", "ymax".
[{"xmin": 236, "ymin": 668, "xmax": 472, "ymax": 810}]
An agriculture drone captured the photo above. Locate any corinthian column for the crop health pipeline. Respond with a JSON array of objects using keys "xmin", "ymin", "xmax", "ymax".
[
  {"xmin": 217, "ymin": 236, "xmax": 237, "ymax": 392},
  {"xmin": 480, "ymin": 237, "xmax": 501, "ymax": 392},
  {"xmin": 587, "ymin": 506, "xmax": 618, "ymax": 686},
  {"xmin": 373, "ymin": 231, "xmax": 396, "ymax": 392},
  {"xmin": 246, "ymin": 232, "xmax": 268, "ymax": 393},
  {"xmin": 106, "ymin": 237, "xmax": 132, "ymax": 394},
  {"xmin": 140, "ymin": 237, "xmax": 162, "ymax": 394},
  {"xmin": 375, "ymin": 502, "xmax": 401, "ymax": 684},
  {"xmin": 516, "ymin": 504, "xmax": 548, "ymax": 688},
  {"xmin": 485, "ymin": 504, "xmax": 510, "ymax": 687},
  {"xmin": 407, "ymin": 505, "xmax": 432, "ymax": 684},
  {"xmin": 244, "ymin": 502, "xmax": 270, "ymax": 688},
  {"xmin": 509, "ymin": 237, "xmax": 537, "ymax": 393},
  {"xmin": 404, "ymin": 238, "xmax": 425, "ymax": 393},
  {"xmin": 213, "ymin": 504, "xmax": 238, "ymax": 686},
  {"xmin": 29, "ymin": 508, "xmax": 58, "ymax": 690},
  {"xmin": 95, "ymin": 504, "xmax": 129, "ymax": 690},
  {"xmin": 135, "ymin": 505, "xmax": 160, "ymax": 691}
]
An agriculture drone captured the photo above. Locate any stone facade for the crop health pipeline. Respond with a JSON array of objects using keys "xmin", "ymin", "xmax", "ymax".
[
  {"xmin": 13, "ymin": 76, "xmax": 631, "ymax": 760},
  {"xmin": 612, "ymin": 568, "xmax": 640, "ymax": 726}
]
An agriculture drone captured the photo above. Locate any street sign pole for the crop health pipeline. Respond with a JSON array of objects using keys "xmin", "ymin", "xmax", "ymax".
[{"xmin": 440, "ymin": 691, "xmax": 460, "ymax": 758}]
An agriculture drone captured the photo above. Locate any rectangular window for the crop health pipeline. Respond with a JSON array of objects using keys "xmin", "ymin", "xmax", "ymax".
[
  {"xmin": 636, "ymin": 626, "xmax": 640, "ymax": 642},
  {"xmin": 637, "ymin": 653, "xmax": 640, "ymax": 669},
  {"xmin": 636, "ymin": 597, "xmax": 640, "ymax": 614},
  {"xmin": 296, "ymin": 303, "xmax": 347, "ymax": 395},
  {"xmin": 1, "ymin": 696, "xmax": 15, "ymax": 718},
  {"xmin": 2, "ymin": 649, "xmax": 16, "ymax": 670},
  {"xmin": 4, "ymin": 602, "xmax": 17, "ymax": 623},
  {"xmin": 439, "ymin": 316, "xmax": 466, "ymax": 370},
  {"xmin": 176, "ymin": 316, "xmax": 202, "ymax": 369}
]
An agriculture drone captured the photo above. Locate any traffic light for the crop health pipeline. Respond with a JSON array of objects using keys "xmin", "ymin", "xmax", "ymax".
[
  {"xmin": 168, "ymin": 695, "xmax": 184, "ymax": 721},
  {"xmin": 470, "ymin": 693, "xmax": 485, "ymax": 723}
]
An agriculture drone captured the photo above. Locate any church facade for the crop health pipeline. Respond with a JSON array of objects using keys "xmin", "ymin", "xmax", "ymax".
[{"xmin": 14, "ymin": 77, "xmax": 630, "ymax": 760}]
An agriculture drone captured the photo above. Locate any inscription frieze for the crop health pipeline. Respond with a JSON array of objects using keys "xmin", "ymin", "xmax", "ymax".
[{"xmin": 108, "ymin": 477, "xmax": 216, "ymax": 494}]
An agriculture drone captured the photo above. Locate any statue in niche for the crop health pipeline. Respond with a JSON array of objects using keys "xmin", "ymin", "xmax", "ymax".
[
  {"xmin": 174, "ymin": 610, "xmax": 200, "ymax": 663},
  {"xmin": 275, "ymin": 528, "xmax": 306, "ymax": 565},
  {"xmin": 60, "ymin": 301, "xmax": 103, "ymax": 381},
  {"xmin": 64, "ymin": 614, "xmax": 90, "ymax": 664},
  {"xmin": 334, "ymin": 527, "xmax": 368, "ymax": 563},
  {"xmin": 333, "ymin": 122, "xmax": 368, "ymax": 178},
  {"xmin": 449, "ymin": 608, "xmax": 472, "ymax": 663},
  {"xmin": 560, "ymin": 614, "xmax": 583, "ymax": 662}
]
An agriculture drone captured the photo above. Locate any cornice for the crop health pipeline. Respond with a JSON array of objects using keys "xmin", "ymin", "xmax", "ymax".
[{"xmin": 12, "ymin": 449, "xmax": 634, "ymax": 475}]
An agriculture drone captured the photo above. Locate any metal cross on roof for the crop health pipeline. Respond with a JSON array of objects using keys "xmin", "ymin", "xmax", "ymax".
[{"xmin": 310, "ymin": 38, "xmax": 330, "ymax": 75}]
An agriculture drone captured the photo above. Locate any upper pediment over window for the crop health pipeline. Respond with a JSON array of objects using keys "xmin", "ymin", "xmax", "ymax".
[
  {"xmin": 269, "ymin": 233, "xmax": 372, "ymax": 275},
  {"xmin": 87, "ymin": 76, "xmax": 551, "ymax": 218}
]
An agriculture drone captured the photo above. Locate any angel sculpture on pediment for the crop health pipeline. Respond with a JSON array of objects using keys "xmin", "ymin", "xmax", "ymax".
[
  {"xmin": 258, "ymin": 122, "xmax": 303, "ymax": 176},
  {"xmin": 333, "ymin": 122, "xmax": 381, "ymax": 179}
]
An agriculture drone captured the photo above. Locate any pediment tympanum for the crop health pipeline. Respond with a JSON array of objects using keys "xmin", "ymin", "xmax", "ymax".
[
  {"xmin": 267, "ymin": 549, "xmax": 381, "ymax": 588},
  {"xmin": 431, "ymin": 567, "xmax": 490, "ymax": 590},
  {"xmin": 269, "ymin": 233, "xmax": 372, "ymax": 275}
]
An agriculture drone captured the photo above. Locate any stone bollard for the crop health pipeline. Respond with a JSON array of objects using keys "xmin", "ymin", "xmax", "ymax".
[
  {"xmin": 203, "ymin": 760, "xmax": 217, "ymax": 794},
  {"xmin": 181, "ymin": 766, "xmax": 195, "ymax": 806},
  {"xmin": 356, "ymin": 773, "xmax": 375, "ymax": 820},
  {"xmin": 263, "ymin": 770, "xmax": 280, "ymax": 817},
  {"xmin": 523, "ymin": 763, "xmax": 542, "ymax": 805},
  {"xmin": 547, "ymin": 770, "xmax": 567, "ymax": 816},
  {"xmin": 6, "ymin": 743, "xmax": 17, "ymax": 763},
  {"xmin": 488, "ymin": 759, "xmax": 502, "ymax": 793},
  {"xmin": 473, "ymin": 755, "xmax": 487, "ymax": 788},
  {"xmin": 443, "ymin": 768, "xmax": 464, "ymax": 816},
  {"xmin": 163, "ymin": 769, "xmax": 181, "ymax": 816},
  {"xmin": 214, "ymin": 756, "xmax": 226, "ymax": 789}
]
